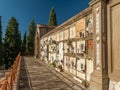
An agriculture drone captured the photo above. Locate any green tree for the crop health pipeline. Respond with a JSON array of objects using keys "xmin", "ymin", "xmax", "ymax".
[
  {"xmin": 4, "ymin": 17, "xmax": 21, "ymax": 69},
  {"xmin": 21, "ymin": 31, "xmax": 27, "ymax": 55},
  {"xmin": 0, "ymin": 16, "xmax": 2, "ymax": 44},
  {"xmin": 0, "ymin": 16, "xmax": 4, "ymax": 66},
  {"xmin": 26, "ymin": 19, "xmax": 35, "ymax": 55},
  {"xmin": 48, "ymin": 7, "xmax": 57, "ymax": 26},
  {"xmin": 18, "ymin": 31, "xmax": 22, "ymax": 52}
]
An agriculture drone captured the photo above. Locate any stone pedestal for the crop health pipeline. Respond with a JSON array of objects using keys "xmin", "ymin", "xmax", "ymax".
[
  {"xmin": 109, "ymin": 72, "xmax": 120, "ymax": 90},
  {"xmin": 90, "ymin": 71, "xmax": 102, "ymax": 90},
  {"xmin": 90, "ymin": 70, "xmax": 109, "ymax": 90}
]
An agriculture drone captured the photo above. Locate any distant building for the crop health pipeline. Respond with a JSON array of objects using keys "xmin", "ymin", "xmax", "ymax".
[{"xmin": 34, "ymin": 24, "xmax": 55, "ymax": 58}]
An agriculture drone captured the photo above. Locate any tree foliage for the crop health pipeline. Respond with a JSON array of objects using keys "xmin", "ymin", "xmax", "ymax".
[
  {"xmin": 48, "ymin": 7, "xmax": 57, "ymax": 26},
  {"xmin": 0, "ymin": 16, "xmax": 4, "ymax": 66},
  {"xmin": 21, "ymin": 31, "xmax": 27, "ymax": 55},
  {"xmin": 0, "ymin": 16, "xmax": 2, "ymax": 44},
  {"xmin": 26, "ymin": 19, "xmax": 35, "ymax": 55},
  {"xmin": 4, "ymin": 17, "xmax": 21, "ymax": 69}
]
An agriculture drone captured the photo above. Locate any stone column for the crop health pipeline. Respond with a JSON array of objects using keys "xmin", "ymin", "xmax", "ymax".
[
  {"xmin": 34, "ymin": 25, "xmax": 40, "ymax": 58},
  {"xmin": 34, "ymin": 26, "xmax": 38, "ymax": 57},
  {"xmin": 90, "ymin": 0, "xmax": 109, "ymax": 90}
]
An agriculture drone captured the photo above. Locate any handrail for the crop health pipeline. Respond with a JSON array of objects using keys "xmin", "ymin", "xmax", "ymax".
[{"xmin": 0, "ymin": 52, "xmax": 21, "ymax": 90}]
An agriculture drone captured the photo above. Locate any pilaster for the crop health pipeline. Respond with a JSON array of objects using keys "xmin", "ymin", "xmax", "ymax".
[
  {"xmin": 90, "ymin": 0, "xmax": 109, "ymax": 90},
  {"xmin": 107, "ymin": 0, "xmax": 120, "ymax": 89}
]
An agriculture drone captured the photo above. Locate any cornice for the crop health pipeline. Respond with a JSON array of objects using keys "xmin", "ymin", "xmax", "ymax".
[
  {"xmin": 41, "ymin": 7, "xmax": 92, "ymax": 39},
  {"xmin": 89, "ymin": 0, "xmax": 100, "ymax": 6}
]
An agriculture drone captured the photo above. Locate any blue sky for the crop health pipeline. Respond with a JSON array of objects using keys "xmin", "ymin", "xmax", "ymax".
[{"xmin": 0, "ymin": 0, "xmax": 91, "ymax": 38}]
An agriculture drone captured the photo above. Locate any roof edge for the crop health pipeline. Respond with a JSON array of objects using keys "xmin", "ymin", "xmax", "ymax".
[{"xmin": 41, "ymin": 7, "xmax": 92, "ymax": 39}]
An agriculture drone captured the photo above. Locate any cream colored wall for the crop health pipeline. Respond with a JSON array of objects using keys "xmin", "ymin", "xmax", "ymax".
[
  {"xmin": 86, "ymin": 15, "xmax": 93, "ymax": 35},
  {"xmin": 64, "ymin": 42, "xmax": 69, "ymax": 53},
  {"xmin": 64, "ymin": 56, "xmax": 69, "ymax": 72},
  {"xmin": 107, "ymin": 1, "xmax": 120, "ymax": 90},
  {"xmin": 77, "ymin": 59, "xmax": 85, "ymax": 79},
  {"xmin": 49, "ymin": 53, "xmax": 56, "ymax": 62},
  {"xmin": 77, "ymin": 71, "xmax": 85, "ymax": 80},
  {"xmin": 111, "ymin": 4, "xmax": 120, "ymax": 72},
  {"xmin": 70, "ymin": 26, "xmax": 76, "ymax": 38},
  {"xmin": 64, "ymin": 29, "xmax": 69, "ymax": 40},
  {"xmin": 77, "ymin": 40, "xmax": 85, "ymax": 53},
  {"xmin": 86, "ymin": 59, "xmax": 93, "ymax": 81},
  {"xmin": 69, "ymin": 57, "xmax": 76, "ymax": 75},
  {"xmin": 51, "ymin": 35, "xmax": 55, "ymax": 41},
  {"xmin": 76, "ymin": 18, "xmax": 85, "ymax": 38},
  {"xmin": 39, "ymin": 7, "xmax": 93, "ymax": 84},
  {"xmin": 59, "ymin": 31, "xmax": 63, "ymax": 41},
  {"xmin": 58, "ymin": 42, "xmax": 64, "ymax": 61},
  {"xmin": 56, "ymin": 33, "xmax": 59, "ymax": 41},
  {"xmin": 70, "ymin": 41, "xmax": 76, "ymax": 53}
]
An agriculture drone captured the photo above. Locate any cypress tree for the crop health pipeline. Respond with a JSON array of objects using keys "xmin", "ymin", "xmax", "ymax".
[
  {"xmin": 18, "ymin": 31, "xmax": 22, "ymax": 52},
  {"xmin": 0, "ymin": 16, "xmax": 4, "ymax": 66},
  {"xmin": 26, "ymin": 19, "xmax": 35, "ymax": 55},
  {"xmin": 48, "ymin": 7, "xmax": 57, "ymax": 26},
  {"xmin": 0, "ymin": 16, "xmax": 2, "ymax": 44},
  {"xmin": 4, "ymin": 17, "xmax": 21, "ymax": 69},
  {"xmin": 21, "ymin": 31, "xmax": 27, "ymax": 55}
]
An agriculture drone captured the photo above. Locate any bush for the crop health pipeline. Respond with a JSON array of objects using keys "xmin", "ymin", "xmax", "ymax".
[
  {"xmin": 50, "ymin": 60, "xmax": 56, "ymax": 67},
  {"xmin": 82, "ymin": 80, "xmax": 89, "ymax": 87},
  {"xmin": 57, "ymin": 65, "xmax": 63, "ymax": 72}
]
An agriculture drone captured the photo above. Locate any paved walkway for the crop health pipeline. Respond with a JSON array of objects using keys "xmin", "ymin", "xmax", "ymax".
[
  {"xmin": 18, "ymin": 57, "xmax": 30, "ymax": 90},
  {"xmin": 17, "ymin": 57, "xmax": 86, "ymax": 90}
]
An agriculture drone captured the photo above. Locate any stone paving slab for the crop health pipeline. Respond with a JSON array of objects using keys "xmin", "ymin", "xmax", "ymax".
[
  {"xmin": 17, "ymin": 57, "xmax": 30, "ymax": 90},
  {"xmin": 37, "ymin": 60, "xmax": 86, "ymax": 90},
  {"xmin": 25, "ymin": 57, "xmax": 74, "ymax": 90},
  {"xmin": 18, "ymin": 56, "xmax": 85, "ymax": 90}
]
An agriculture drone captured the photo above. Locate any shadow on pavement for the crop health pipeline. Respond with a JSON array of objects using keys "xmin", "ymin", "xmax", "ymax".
[{"xmin": 18, "ymin": 57, "xmax": 30, "ymax": 90}]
